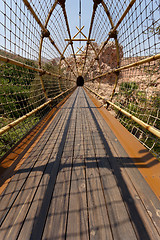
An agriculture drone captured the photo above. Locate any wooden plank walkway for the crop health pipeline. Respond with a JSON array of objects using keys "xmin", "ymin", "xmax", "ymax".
[{"xmin": 0, "ymin": 87, "xmax": 160, "ymax": 240}]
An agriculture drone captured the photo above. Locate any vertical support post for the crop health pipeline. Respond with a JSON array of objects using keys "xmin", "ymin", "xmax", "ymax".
[
  {"xmin": 58, "ymin": 0, "xmax": 79, "ymax": 76},
  {"xmin": 82, "ymin": 0, "xmax": 101, "ymax": 75},
  {"xmin": 100, "ymin": 1, "xmax": 121, "ymax": 99},
  {"xmin": 38, "ymin": 1, "xmax": 58, "ymax": 99}
]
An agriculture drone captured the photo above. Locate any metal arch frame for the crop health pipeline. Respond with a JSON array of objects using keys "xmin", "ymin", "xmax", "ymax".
[
  {"xmin": 23, "ymin": 0, "xmax": 77, "ymax": 100},
  {"xmin": 58, "ymin": 25, "xmax": 103, "ymax": 81},
  {"xmin": 101, "ymin": 0, "xmax": 120, "ymax": 100},
  {"xmin": 59, "ymin": 2, "xmax": 79, "ymax": 76},
  {"xmin": 84, "ymin": 0, "xmax": 137, "ymax": 100},
  {"xmin": 58, "ymin": 42, "xmax": 69, "ymax": 74},
  {"xmin": 38, "ymin": 0, "xmax": 59, "ymax": 99},
  {"xmin": 75, "ymin": 26, "xmax": 102, "ymax": 76},
  {"xmin": 83, "ymin": 0, "xmax": 120, "ymax": 98},
  {"xmin": 38, "ymin": 0, "xmax": 76, "ymax": 95},
  {"xmin": 84, "ymin": 0, "xmax": 136, "ymax": 76},
  {"xmin": 81, "ymin": 1, "xmax": 99, "ymax": 76}
]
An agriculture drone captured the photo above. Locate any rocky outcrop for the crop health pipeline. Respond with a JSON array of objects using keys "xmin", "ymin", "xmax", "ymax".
[{"xmin": 83, "ymin": 41, "xmax": 123, "ymax": 84}]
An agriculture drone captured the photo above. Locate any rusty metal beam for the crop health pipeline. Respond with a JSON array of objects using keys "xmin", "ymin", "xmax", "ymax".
[
  {"xmin": 22, "ymin": 0, "xmax": 76, "ymax": 78},
  {"xmin": 101, "ymin": 0, "xmax": 120, "ymax": 99},
  {"xmin": 60, "ymin": 2, "xmax": 79, "ymax": 76},
  {"xmin": 84, "ymin": 0, "xmax": 136, "ymax": 80},
  {"xmin": 82, "ymin": 1, "xmax": 99, "ymax": 76}
]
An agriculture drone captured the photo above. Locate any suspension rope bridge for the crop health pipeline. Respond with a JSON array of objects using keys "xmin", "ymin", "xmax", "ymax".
[{"xmin": 0, "ymin": 0, "xmax": 160, "ymax": 239}]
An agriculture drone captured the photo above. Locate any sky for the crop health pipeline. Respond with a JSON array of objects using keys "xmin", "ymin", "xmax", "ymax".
[
  {"xmin": 0, "ymin": 0, "xmax": 159, "ymax": 59},
  {"xmin": 0, "ymin": 0, "xmax": 94, "ymax": 58},
  {"xmin": 65, "ymin": 0, "xmax": 93, "ymax": 51}
]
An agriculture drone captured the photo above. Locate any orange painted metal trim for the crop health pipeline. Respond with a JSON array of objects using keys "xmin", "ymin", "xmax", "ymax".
[
  {"xmin": 0, "ymin": 89, "xmax": 75, "ymax": 194},
  {"xmin": 85, "ymin": 89, "xmax": 160, "ymax": 200}
]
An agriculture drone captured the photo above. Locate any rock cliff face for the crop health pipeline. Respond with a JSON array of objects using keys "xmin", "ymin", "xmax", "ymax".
[
  {"xmin": 61, "ymin": 41, "xmax": 159, "ymax": 106},
  {"xmin": 84, "ymin": 43, "xmax": 159, "ymax": 106},
  {"xmin": 99, "ymin": 41, "xmax": 123, "ymax": 68},
  {"xmin": 83, "ymin": 41, "xmax": 123, "ymax": 84},
  {"xmin": 61, "ymin": 41, "xmax": 123, "ymax": 84}
]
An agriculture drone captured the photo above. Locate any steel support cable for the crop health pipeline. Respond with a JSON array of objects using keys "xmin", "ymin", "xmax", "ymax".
[
  {"xmin": 85, "ymin": 86, "xmax": 160, "ymax": 139},
  {"xmin": 85, "ymin": 53, "xmax": 160, "ymax": 82},
  {"xmin": 96, "ymin": 0, "xmax": 120, "ymax": 95},
  {"xmin": 0, "ymin": 87, "xmax": 76, "ymax": 136},
  {"xmin": 81, "ymin": 1, "xmax": 99, "ymax": 76},
  {"xmin": 39, "ymin": 0, "xmax": 63, "ymax": 94},
  {"xmin": 59, "ymin": 2, "xmax": 79, "ymax": 76},
  {"xmin": 84, "ymin": 0, "xmax": 136, "ymax": 79},
  {"xmin": 22, "ymin": 0, "xmax": 77, "ymax": 78},
  {"xmin": 79, "ymin": 0, "xmax": 82, "ymax": 47}
]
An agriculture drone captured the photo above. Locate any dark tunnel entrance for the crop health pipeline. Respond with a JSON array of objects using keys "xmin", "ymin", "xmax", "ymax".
[{"xmin": 77, "ymin": 76, "xmax": 84, "ymax": 86}]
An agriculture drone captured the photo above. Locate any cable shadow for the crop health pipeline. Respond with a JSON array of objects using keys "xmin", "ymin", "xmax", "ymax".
[
  {"xmin": 28, "ymin": 88, "xmax": 79, "ymax": 239},
  {"xmin": 83, "ymin": 89, "xmax": 154, "ymax": 240},
  {"xmin": 0, "ymin": 88, "xmax": 159, "ymax": 239}
]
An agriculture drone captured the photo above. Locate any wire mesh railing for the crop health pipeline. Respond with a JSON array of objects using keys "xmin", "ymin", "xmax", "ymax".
[
  {"xmin": 0, "ymin": 0, "xmax": 76, "ymax": 158},
  {"xmin": 85, "ymin": 0, "xmax": 160, "ymax": 158},
  {"xmin": 0, "ymin": 0, "xmax": 159, "ymax": 159}
]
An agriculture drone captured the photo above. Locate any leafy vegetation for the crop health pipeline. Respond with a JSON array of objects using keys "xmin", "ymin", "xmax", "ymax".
[
  {"xmin": 116, "ymin": 81, "xmax": 160, "ymax": 159},
  {"xmin": 0, "ymin": 59, "xmax": 37, "ymax": 117},
  {"xmin": 0, "ymin": 57, "xmax": 61, "ymax": 158},
  {"xmin": 0, "ymin": 116, "xmax": 39, "ymax": 157}
]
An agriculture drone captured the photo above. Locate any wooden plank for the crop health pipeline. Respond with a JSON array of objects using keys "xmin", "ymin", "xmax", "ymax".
[
  {"xmin": 42, "ymin": 91, "xmax": 78, "ymax": 239},
  {"xmin": 0, "ymin": 113, "xmax": 68, "ymax": 239},
  {"xmin": 1, "ymin": 87, "xmax": 159, "ymax": 240},
  {"xmin": 0, "ymin": 91, "xmax": 77, "ymax": 239},
  {"xmin": 85, "ymin": 90, "xmax": 160, "ymax": 239},
  {"xmin": 93, "ymin": 114, "xmax": 160, "ymax": 238},
  {"xmin": 86, "ymin": 89, "xmax": 160, "ymax": 201},
  {"xmin": 0, "ymin": 89, "xmax": 76, "ymax": 218},
  {"xmin": 82, "ymin": 89, "xmax": 137, "ymax": 239},
  {"xmin": 0, "ymin": 109, "xmax": 63, "ymax": 225},
  {"xmin": 16, "ymin": 91, "xmax": 78, "ymax": 240},
  {"xmin": 0, "ymin": 88, "xmax": 74, "ymax": 195},
  {"xmin": 66, "ymin": 90, "xmax": 89, "ymax": 240},
  {"xmin": 82, "ymin": 94, "xmax": 113, "ymax": 240},
  {"xmin": 91, "ymin": 112, "xmax": 160, "ymax": 239}
]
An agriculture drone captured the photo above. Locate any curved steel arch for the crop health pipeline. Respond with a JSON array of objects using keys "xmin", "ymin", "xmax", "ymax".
[
  {"xmin": 83, "ymin": 0, "xmax": 121, "ymax": 100},
  {"xmin": 101, "ymin": 0, "xmax": 120, "ymax": 100},
  {"xmin": 38, "ymin": 0, "xmax": 77, "ymax": 97}
]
